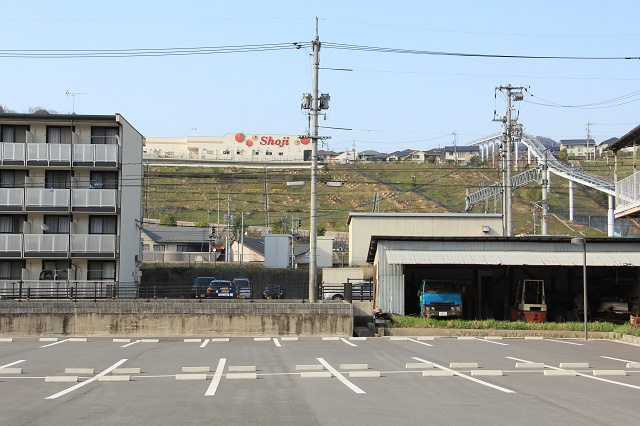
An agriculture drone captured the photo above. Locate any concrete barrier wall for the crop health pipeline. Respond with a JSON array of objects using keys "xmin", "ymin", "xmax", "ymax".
[{"xmin": 0, "ymin": 301, "xmax": 353, "ymax": 337}]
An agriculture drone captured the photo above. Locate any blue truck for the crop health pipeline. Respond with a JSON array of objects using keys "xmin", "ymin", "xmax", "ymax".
[{"xmin": 419, "ymin": 279, "xmax": 463, "ymax": 318}]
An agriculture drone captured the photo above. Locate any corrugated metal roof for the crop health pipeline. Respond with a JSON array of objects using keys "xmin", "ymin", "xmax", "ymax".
[{"xmin": 385, "ymin": 250, "xmax": 640, "ymax": 267}]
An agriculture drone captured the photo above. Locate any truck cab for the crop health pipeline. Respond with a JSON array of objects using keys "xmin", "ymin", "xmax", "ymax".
[{"xmin": 419, "ymin": 279, "xmax": 462, "ymax": 318}]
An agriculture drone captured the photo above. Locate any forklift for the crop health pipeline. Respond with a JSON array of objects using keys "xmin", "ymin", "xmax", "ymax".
[{"xmin": 511, "ymin": 279, "xmax": 547, "ymax": 322}]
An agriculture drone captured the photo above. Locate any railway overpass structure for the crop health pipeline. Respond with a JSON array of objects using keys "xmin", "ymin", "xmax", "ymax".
[{"xmin": 465, "ymin": 133, "xmax": 616, "ymax": 236}]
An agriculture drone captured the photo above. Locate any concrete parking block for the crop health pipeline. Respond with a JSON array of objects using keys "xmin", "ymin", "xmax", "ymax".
[
  {"xmin": 516, "ymin": 363, "xmax": 544, "ymax": 369},
  {"xmin": 184, "ymin": 338, "xmax": 202, "ymax": 343},
  {"xmin": 470, "ymin": 370, "xmax": 503, "ymax": 376},
  {"xmin": 0, "ymin": 368, "xmax": 22, "ymax": 374},
  {"xmin": 253, "ymin": 337, "xmax": 271, "ymax": 342},
  {"xmin": 182, "ymin": 367, "xmax": 210, "ymax": 373},
  {"xmin": 39, "ymin": 338, "xmax": 58, "ymax": 342},
  {"xmin": 525, "ymin": 336, "xmax": 544, "ymax": 340},
  {"xmin": 69, "ymin": 338, "xmax": 87, "ymax": 342},
  {"xmin": 113, "ymin": 368, "xmax": 141, "ymax": 375},
  {"xmin": 228, "ymin": 365, "xmax": 256, "ymax": 372},
  {"xmin": 349, "ymin": 371, "xmax": 380, "ymax": 378},
  {"xmin": 140, "ymin": 339, "xmax": 159, "ymax": 343},
  {"xmin": 281, "ymin": 337, "xmax": 299, "ymax": 341},
  {"xmin": 544, "ymin": 370, "xmax": 577, "ymax": 376},
  {"xmin": 390, "ymin": 336, "xmax": 408, "ymax": 341},
  {"xmin": 627, "ymin": 362, "xmax": 640, "ymax": 368},
  {"xmin": 484, "ymin": 336, "xmax": 503, "ymax": 340},
  {"xmin": 349, "ymin": 337, "xmax": 367, "ymax": 341},
  {"xmin": 457, "ymin": 336, "xmax": 476, "ymax": 340},
  {"xmin": 340, "ymin": 364, "xmax": 368, "ymax": 370},
  {"xmin": 449, "ymin": 362, "xmax": 478, "ymax": 369},
  {"xmin": 423, "ymin": 370, "xmax": 455, "ymax": 377},
  {"xmin": 592, "ymin": 370, "xmax": 627, "ymax": 376},
  {"xmin": 406, "ymin": 362, "xmax": 434, "ymax": 369},
  {"xmin": 65, "ymin": 368, "xmax": 95, "ymax": 374},
  {"xmin": 416, "ymin": 336, "xmax": 436, "ymax": 341},
  {"xmin": 0, "ymin": 338, "xmax": 13, "ymax": 342},
  {"xmin": 226, "ymin": 373, "xmax": 257, "ymax": 380},
  {"xmin": 210, "ymin": 338, "xmax": 230, "ymax": 342},
  {"xmin": 559, "ymin": 363, "xmax": 589, "ymax": 369},
  {"xmin": 99, "ymin": 375, "xmax": 130, "ymax": 382},
  {"xmin": 113, "ymin": 338, "xmax": 131, "ymax": 343},
  {"xmin": 176, "ymin": 373, "xmax": 207, "ymax": 381},
  {"xmin": 296, "ymin": 365, "xmax": 324, "ymax": 371},
  {"xmin": 301, "ymin": 371, "xmax": 332, "ymax": 378},
  {"xmin": 46, "ymin": 376, "xmax": 78, "ymax": 383},
  {"xmin": 322, "ymin": 337, "xmax": 340, "ymax": 341}
]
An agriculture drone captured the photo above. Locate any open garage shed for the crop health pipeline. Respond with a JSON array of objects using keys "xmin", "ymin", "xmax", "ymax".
[{"xmin": 368, "ymin": 236, "xmax": 640, "ymax": 322}]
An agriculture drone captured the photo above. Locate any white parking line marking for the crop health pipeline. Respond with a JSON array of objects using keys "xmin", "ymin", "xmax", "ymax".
[
  {"xmin": 121, "ymin": 340, "xmax": 141, "ymax": 348},
  {"xmin": 545, "ymin": 339, "xmax": 584, "ymax": 346},
  {"xmin": 508, "ymin": 356, "xmax": 640, "ymax": 391},
  {"xmin": 601, "ymin": 356, "xmax": 635, "ymax": 363},
  {"xmin": 407, "ymin": 338, "xmax": 433, "ymax": 347},
  {"xmin": 413, "ymin": 357, "xmax": 515, "ymax": 394},
  {"xmin": 475, "ymin": 338, "xmax": 509, "ymax": 346},
  {"xmin": 205, "ymin": 358, "xmax": 226, "ymax": 396},
  {"xmin": 317, "ymin": 358, "xmax": 365, "ymax": 394},
  {"xmin": 0, "ymin": 360, "xmax": 25, "ymax": 369},
  {"xmin": 273, "ymin": 338, "xmax": 282, "ymax": 347},
  {"xmin": 45, "ymin": 359, "xmax": 128, "ymax": 400},
  {"xmin": 40, "ymin": 339, "xmax": 69, "ymax": 348},
  {"xmin": 340, "ymin": 338, "xmax": 357, "ymax": 347},
  {"xmin": 200, "ymin": 339, "xmax": 210, "ymax": 348}
]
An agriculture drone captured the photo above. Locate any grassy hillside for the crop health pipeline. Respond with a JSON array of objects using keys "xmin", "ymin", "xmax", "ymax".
[{"xmin": 144, "ymin": 159, "xmax": 630, "ymax": 236}]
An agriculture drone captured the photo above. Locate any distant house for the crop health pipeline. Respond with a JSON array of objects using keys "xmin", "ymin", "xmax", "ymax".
[
  {"xmin": 230, "ymin": 236, "xmax": 310, "ymax": 265},
  {"xmin": 443, "ymin": 146, "xmax": 479, "ymax": 164},
  {"xmin": 385, "ymin": 149, "xmax": 425, "ymax": 163},
  {"xmin": 141, "ymin": 225, "xmax": 224, "ymax": 262},
  {"xmin": 424, "ymin": 148, "xmax": 443, "ymax": 163},
  {"xmin": 358, "ymin": 150, "xmax": 384, "ymax": 162},
  {"xmin": 559, "ymin": 139, "xmax": 596, "ymax": 159},
  {"xmin": 318, "ymin": 150, "xmax": 340, "ymax": 162}
]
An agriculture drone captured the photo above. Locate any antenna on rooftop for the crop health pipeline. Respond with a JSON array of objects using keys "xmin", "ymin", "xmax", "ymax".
[{"xmin": 66, "ymin": 90, "xmax": 87, "ymax": 114}]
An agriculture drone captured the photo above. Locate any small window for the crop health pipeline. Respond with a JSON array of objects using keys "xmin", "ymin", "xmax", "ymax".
[
  {"xmin": 142, "ymin": 244, "xmax": 150, "ymax": 251},
  {"xmin": 176, "ymin": 245, "xmax": 189, "ymax": 252},
  {"xmin": 266, "ymin": 151, "xmax": 273, "ymax": 155},
  {"xmin": 223, "ymin": 150, "xmax": 230, "ymax": 155},
  {"xmin": 236, "ymin": 150, "xmax": 242, "ymax": 155},
  {"xmin": 278, "ymin": 152, "xmax": 284, "ymax": 156},
  {"xmin": 153, "ymin": 245, "xmax": 165, "ymax": 252}
]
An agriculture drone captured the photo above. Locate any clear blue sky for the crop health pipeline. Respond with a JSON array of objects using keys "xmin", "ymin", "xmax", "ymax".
[{"xmin": 1, "ymin": 1, "xmax": 639, "ymax": 154}]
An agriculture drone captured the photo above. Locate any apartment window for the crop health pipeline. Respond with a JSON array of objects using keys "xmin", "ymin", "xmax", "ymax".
[
  {"xmin": 91, "ymin": 127, "xmax": 119, "ymax": 145},
  {"xmin": 153, "ymin": 245, "xmax": 165, "ymax": 251},
  {"xmin": 0, "ymin": 215, "xmax": 25, "ymax": 233},
  {"xmin": 89, "ymin": 171, "xmax": 118, "ymax": 189},
  {"xmin": 46, "ymin": 126, "xmax": 73, "ymax": 144},
  {"xmin": 87, "ymin": 260, "xmax": 115, "ymax": 280},
  {"xmin": 45, "ymin": 170, "xmax": 71, "ymax": 189},
  {"xmin": 176, "ymin": 245, "xmax": 189, "ymax": 252},
  {"xmin": 41, "ymin": 260, "xmax": 69, "ymax": 280},
  {"xmin": 0, "ymin": 260, "xmax": 24, "ymax": 280},
  {"xmin": 142, "ymin": 244, "xmax": 150, "ymax": 251},
  {"xmin": 0, "ymin": 170, "xmax": 27, "ymax": 188},
  {"xmin": 43, "ymin": 215, "xmax": 70, "ymax": 234},
  {"xmin": 89, "ymin": 216, "xmax": 117, "ymax": 234},
  {"xmin": 0, "ymin": 125, "xmax": 29, "ymax": 143}
]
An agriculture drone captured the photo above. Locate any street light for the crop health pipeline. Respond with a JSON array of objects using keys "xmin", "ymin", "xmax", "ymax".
[{"xmin": 571, "ymin": 237, "xmax": 588, "ymax": 340}]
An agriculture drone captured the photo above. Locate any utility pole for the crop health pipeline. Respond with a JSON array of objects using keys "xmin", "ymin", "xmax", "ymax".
[
  {"xmin": 586, "ymin": 121, "xmax": 592, "ymax": 161},
  {"xmin": 494, "ymin": 85, "xmax": 525, "ymax": 237},
  {"xmin": 452, "ymin": 131, "xmax": 458, "ymax": 165},
  {"xmin": 308, "ymin": 21, "xmax": 321, "ymax": 302}
]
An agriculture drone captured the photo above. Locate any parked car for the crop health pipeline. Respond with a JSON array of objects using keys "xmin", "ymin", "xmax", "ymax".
[
  {"xmin": 233, "ymin": 278, "xmax": 251, "ymax": 299},
  {"xmin": 324, "ymin": 282, "xmax": 373, "ymax": 301},
  {"xmin": 207, "ymin": 280, "xmax": 234, "ymax": 298},
  {"xmin": 191, "ymin": 276, "xmax": 216, "ymax": 298},
  {"xmin": 262, "ymin": 284, "xmax": 284, "ymax": 299}
]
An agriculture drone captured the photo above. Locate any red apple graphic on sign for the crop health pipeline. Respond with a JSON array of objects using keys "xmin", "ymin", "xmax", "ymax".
[
  {"xmin": 246, "ymin": 140, "xmax": 253, "ymax": 147},
  {"xmin": 301, "ymin": 138, "xmax": 311, "ymax": 145},
  {"xmin": 235, "ymin": 133, "xmax": 245, "ymax": 142}
]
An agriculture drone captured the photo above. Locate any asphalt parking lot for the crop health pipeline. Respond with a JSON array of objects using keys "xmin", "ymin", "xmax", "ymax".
[{"xmin": 1, "ymin": 335, "xmax": 639, "ymax": 425}]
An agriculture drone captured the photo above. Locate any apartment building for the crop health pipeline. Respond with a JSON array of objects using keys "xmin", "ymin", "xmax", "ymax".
[{"xmin": 0, "ymin": 113, "xmax": 144, "ymax": 297}]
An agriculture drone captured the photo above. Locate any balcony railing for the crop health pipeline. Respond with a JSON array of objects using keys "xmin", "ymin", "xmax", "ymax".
[
  {"xmin": 1, "ymin": 142, "xmax": 26, "ymax": 165},
  {"xmin": 73, "ymin": 144, "xmax": 119, "ymax": 167},
  {"xmin": 615, "ymin": 172, "xmax": 640, "ymax": 217},
  {"xmin": 71, "ymin": 234, "xmax": 117, "ymax": 257},
  {"xmin": 0, "ymin": 234, "xmax": 23, "ymax": 257},
  {"xmin": 23, "ymin": 234, "xmax": 69, "ymax": 257},
  {"xmin": 27, "ymin": 143, "xmax": 71, "ymax": 166},
  {"xmin": 3, "ymin": 188, "xmax": 118, "ymax": 212}
]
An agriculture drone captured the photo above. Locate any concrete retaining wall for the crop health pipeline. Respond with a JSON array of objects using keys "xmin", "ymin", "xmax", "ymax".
[{"xmin": 0, "ymin": 300, "xmax": 353, "ymax": 337}]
